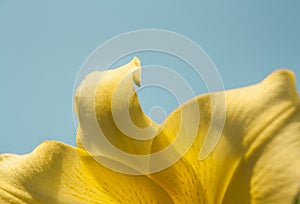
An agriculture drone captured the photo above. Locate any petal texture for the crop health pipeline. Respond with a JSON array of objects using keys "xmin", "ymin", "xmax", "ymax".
[
  {"xmin": 149, "ymin": 70, "xmax": 300, "ymax": 203},
  {"xmin": 0, "ymin": 141, "xmax": 173, "ymax": 203},
  {"xmin": 75, "ymin": 57, "xmax": 300, "ymax": 204},
  {"xmin": 1, "ymin": 55, "xmax": 299, "ymax": 204}
]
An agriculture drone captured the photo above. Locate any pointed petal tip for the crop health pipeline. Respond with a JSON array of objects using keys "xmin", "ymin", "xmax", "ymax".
[
  {"xmin": 261, "ymin": 69, "xmax": 299, "ymax": 102},
  {"xmin": 132, "ymin": 56, "xmax": 141, "ymax": 66},
  {"xmin": 131, "ymin": 57, "xmax": 141, "ymax": 87},
  {"xmin": 264, "ymin": 69, "xmax": 296, "ymax": 89}
]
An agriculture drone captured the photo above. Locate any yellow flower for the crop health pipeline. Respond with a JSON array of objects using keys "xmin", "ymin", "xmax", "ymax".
[{"xmin": 0, "ymin": 58, "xmax": 300, "ymax": 204}]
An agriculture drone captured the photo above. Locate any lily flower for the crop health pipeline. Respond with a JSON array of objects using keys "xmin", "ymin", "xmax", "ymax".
[{"xmin": 0, "ymin": 57, "xmax": 299, "ymax": 204}]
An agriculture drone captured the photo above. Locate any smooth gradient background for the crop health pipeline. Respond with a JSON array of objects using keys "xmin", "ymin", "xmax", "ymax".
[{"xmin": 0, "ymin": 1, "xmax": 299, "ymax": 154}]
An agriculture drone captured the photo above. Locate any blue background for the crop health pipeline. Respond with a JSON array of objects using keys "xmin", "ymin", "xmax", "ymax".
[{"xmin": 0, "ymin": 0, "xmax": 299, "ymax": 154}]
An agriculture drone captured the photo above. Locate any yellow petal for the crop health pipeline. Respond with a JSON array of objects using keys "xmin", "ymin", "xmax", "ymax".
[
  {"xmin": 148, "ymin": 70, "xmax": 300, "ymax": 203},
  {"xmin": 74, "ymin": 57, "xmax": 163, "ymax": 174},
  {"xmin": 0, "ymin": 141, "xmax": 173, "ymax": 203},
  {"xmin": 2, "ymin": 55, "xmax": 299, "ymax": 204},
  {"xmin": 75, "ymin": 57, "xmax": 157, "ymax": 153},
  {"xmin": 75, "ymin": 57, "xmax": 300, "ymax": 203},
  {"xmin": 219, "ymin": 70, "xmax": 300, "ymax": 204}
]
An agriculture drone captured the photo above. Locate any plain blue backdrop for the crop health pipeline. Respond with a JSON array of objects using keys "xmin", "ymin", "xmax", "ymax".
[{"xmin": 0, "ymin": 0, "xmax": 299, "ymax": 154}]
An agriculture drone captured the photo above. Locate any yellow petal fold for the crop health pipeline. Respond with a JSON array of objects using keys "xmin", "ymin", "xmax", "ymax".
[
  {"xmin": 0, "ymin": 141, "xmax": 173, "ymax": 203},
  {"xmin": 74, "ymin": 57, "xmax": 159, "ymax": 153},
  {"xmin": 1, "ymin": 56, "xmax": 299, "ymax": 204},
  {"xmin": 148, "ymin": 70, "xmax": 300, "ymax": 203},
  {"xmin": 74, "ymin": 57, "xmax": 162, "ymax": 174},
  {"xmin": 75, "ymin": 58, "xmax": 300, "ymax": 203}
]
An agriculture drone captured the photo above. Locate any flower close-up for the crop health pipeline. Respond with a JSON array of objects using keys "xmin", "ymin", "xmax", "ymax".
[{"xmin": 0, "ymin": 58, "xmax": 300, "ymax": 204}]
